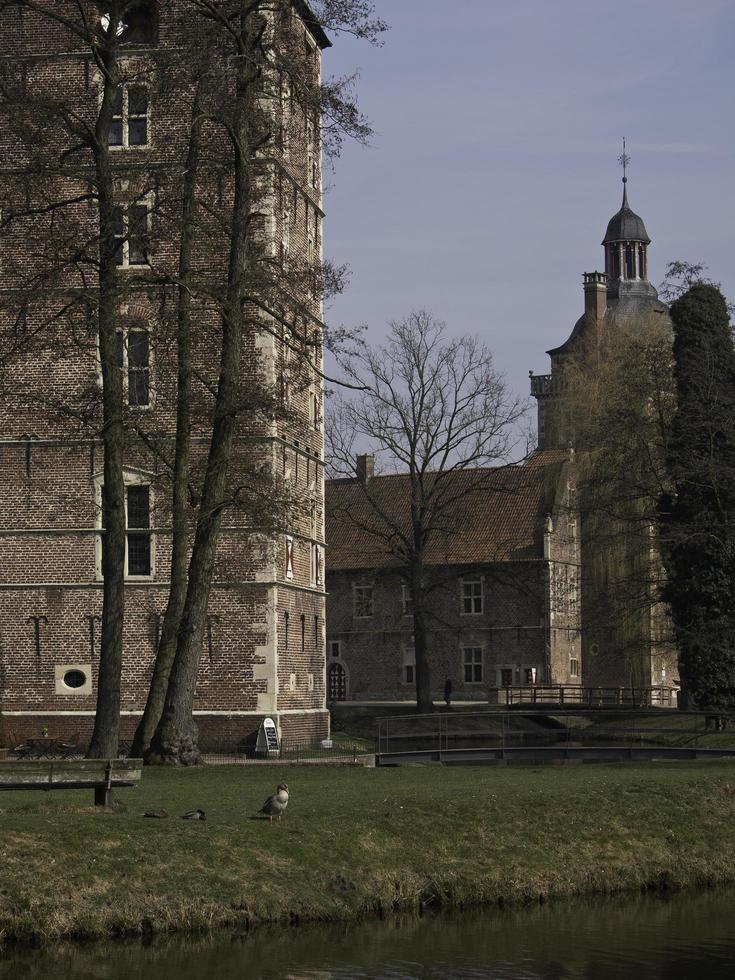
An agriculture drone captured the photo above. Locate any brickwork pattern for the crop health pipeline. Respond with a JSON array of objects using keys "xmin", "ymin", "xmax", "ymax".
[{"xmin": 0, "ymin": 2, "xmax": 330, "ymax": 747}]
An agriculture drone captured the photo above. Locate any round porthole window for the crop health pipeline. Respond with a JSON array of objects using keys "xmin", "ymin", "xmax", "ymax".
[{"xmin": 63, "ymin": 669, "xmax": 87, "ymax": 690}]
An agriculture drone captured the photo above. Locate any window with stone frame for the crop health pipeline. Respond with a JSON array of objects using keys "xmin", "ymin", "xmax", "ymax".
[
  {"xmin": 116, "ymin": 327, "xmax": 151, "ymax": 406},
  {"xmin": 109, "ymin": 85, "xmax": 150, "ymax": 148},
  {"xmin": 353, "ymin": 583, "xmax": 374, "ymax": 619},
  {"xmin": 463, "ymin": 647, "xmax": 483, "ymax": 683},
  {"xmin": 113, "ymin": 201, "xmax": 150, "ymax": 267},
  {"xmin": 329, "ymin": 640, "xmax": 341, "ymax": 658},
  {"xmin": 461, "ymin": 575, "xmax": 483, "ymax": 615},
  {"xmin": 126, "ymin": 483, "xmax": 152, "ymax": 576},
  {"xmin": 570, "ymin": 658, "xmax": 580, "ymax": 678},
  {"xmin": 98, "ymin": 478, "xmax": 154, "ymax": 579}
]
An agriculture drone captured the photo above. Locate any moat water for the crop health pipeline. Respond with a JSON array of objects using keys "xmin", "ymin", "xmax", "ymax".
[{"xmin": 3, "ymin": 887, "xmax": 735, "ymax": 979}]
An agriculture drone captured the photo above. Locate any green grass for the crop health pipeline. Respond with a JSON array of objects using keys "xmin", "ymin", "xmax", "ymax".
[{"xmin": 2, "ymin": 760, "xmax": 735, "ymax": 944}]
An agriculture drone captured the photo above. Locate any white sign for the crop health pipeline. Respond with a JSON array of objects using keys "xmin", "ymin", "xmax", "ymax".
[{"xmin": 256, "ymin": 717, "xmax": 280, "ymax": 757}]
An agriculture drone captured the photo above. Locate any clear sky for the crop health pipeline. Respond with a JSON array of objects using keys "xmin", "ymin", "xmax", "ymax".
[{"xmin": 321, "ymin": 0, "xmax": 735, "ymax": 417}]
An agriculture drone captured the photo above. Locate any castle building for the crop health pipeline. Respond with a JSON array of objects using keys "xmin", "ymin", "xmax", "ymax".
[
  {"xmin": 325, "ymin": 455, "xmax": 581, "ymax": 703},
  {"xmin": 0, "ymin": 2, "xmax": 330, "ymax": 747},
  {"xmin": 530, "ymin": 174, "xmax": 679, "ymax": 697}
]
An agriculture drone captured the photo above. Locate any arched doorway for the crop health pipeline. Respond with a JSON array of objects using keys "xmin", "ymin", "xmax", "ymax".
[{"xmin": 328, "ymin": 662, "xmax": 347, "ymax": 701}]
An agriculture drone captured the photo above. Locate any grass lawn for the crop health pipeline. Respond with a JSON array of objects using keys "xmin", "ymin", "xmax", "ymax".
[{"xmin": 1, "ymin": 759, "xmax": 735, "ymax": 944}]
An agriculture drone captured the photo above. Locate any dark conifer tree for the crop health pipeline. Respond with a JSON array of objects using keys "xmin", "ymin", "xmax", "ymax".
[{"xmin": 659, "ymin": 284, "xmax": 735, "ymax": 710}]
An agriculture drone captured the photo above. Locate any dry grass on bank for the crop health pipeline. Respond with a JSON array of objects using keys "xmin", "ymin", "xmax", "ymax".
[{"xmin": 1, "ymin": 760, "xmax": 735, "ymax": 944}]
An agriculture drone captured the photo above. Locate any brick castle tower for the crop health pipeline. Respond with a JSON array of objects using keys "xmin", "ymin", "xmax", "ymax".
[
  {"xmin": 0, "ymin": 1, "xmax": 330, "ymax": 748},
  {"xmin": 530, "ymin": 168, "xmax": 678, "ymax": 698}
]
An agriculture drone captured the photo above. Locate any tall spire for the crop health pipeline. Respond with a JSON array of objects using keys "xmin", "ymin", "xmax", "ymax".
[{"xmin": 618, "ymin": 137, "xmax": 631, "ymax": 207}]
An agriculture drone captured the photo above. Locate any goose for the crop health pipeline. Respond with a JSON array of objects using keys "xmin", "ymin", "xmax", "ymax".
[{"xmin": 258, "ymin": 782, "xmax": 289, "ymax": 823}]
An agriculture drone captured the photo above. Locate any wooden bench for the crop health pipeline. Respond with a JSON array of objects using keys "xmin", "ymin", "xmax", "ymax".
[{"xmin": 0, "ymin": 758, "xmax": 143, "ymax": 806}]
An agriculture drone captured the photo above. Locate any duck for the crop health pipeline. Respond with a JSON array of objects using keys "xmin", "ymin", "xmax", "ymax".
[
  {"xmin": 181, "ymin": 808, "xmax": 207, "ymax": 821},
  {"xmin": 258, "ymin": 783, "xmax": 289, "ymax": 823}
]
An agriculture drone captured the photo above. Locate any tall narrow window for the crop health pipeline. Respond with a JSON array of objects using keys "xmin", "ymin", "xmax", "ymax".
[
  {"xmin": 461, "ymin": 576, "xmax": 483, "ymax": 615},
  {"xmin": 300, "ymin": 613, "xmax": 306, "ymax": 651},
  {"xmin": 115, "ymin": 328, "xmax": 151, "ymax": 406},
  {"xmin": 113, "ymin": 203, "xmax": 150, "ymax": 267},
  {"xmin": 285, "ymin": 535, "xmax": 294, "ymax": 580},
  {"xmin": 402, "ymin": 638, "xmax": 415, "ymax": 685},
  {"xmin": 310, "ymin": 542, "xmax": 322, "ymax": 586},
  {"xmin": 625, "ymin": 244, "xmax": 635, "ymax": 279},
  {"xmin": 284, "ymin": 611, "xmax": 289, "ymax": 649},
  {"xmin": 126, "ymin": 484, "xmax": 152, "ymax": 576},
  {"xmin": 353, "ymin": 584, "xmax": 374, "ymax": 618},
  {"xmin": 463, "ymin": 647, "xmax": 483, "ymax": 683},
  {"xmin": 281, "ymin": 207, "xmax": 290, "ymax": 267},
  {"xmin": 109, "ymin": 86, "xmax": 149, "ymax": 148},
  {"xmin": 127, "ymin": 328, "xmax": 150, "ymax": 405}
]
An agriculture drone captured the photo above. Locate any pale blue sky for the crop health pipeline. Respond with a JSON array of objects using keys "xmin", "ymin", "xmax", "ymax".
[{"xmin": 322, "ymin": 0, "xmax": 735, "ymax": 413}]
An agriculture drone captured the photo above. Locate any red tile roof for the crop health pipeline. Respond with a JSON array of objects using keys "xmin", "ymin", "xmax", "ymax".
[{"xmin": 326, "ymin": 455, "xmax": 569, "ymax": 572}]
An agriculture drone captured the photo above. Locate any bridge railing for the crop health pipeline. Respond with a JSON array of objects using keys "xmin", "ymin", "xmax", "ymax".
[
  {"xmin": 375, "ymin": 708, "xmax": 735, "ymax": 762},
  {"xmin": 488, "ymin": 685, "xmax": 677, "ymax": 708}
]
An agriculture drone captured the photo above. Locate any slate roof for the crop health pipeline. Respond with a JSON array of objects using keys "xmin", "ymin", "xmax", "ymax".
[
  {"xmin": 602, "ymin": 185, "xmax": 650, "ymax": 245},
  {"xmin": 294, "ymin": 0, "xmax": 332, "ymax": 49},
  {"xmin": 326, "ymin": 454, "xmax": 568, "ymax": 572}
]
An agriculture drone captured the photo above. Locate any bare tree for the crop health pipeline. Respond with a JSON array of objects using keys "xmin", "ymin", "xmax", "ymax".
[
  {"xmin": 0, "ymin": 0, "xmax": 386, "ymax": 763},
  {"xmin": 145, "ymin": 0, "xmax": 386, "ymax": 764},
  {"xmin": 326, "ymin": 312, "xmax": 525, "ymax": 711},
  {"xmin": 0, "ymin": 0, "xmax": 163, "ymax": 757}
]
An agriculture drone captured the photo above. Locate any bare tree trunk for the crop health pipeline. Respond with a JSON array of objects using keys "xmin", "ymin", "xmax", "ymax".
[
  {"xmin": 88, "ymin": 63, "xmax": 126, "ymax": 759},
  {"xmin": 131, "ymin": 80, "xmax": 204, "ymax": 760},
  {"xmin": 412, "ymin": 558, "xmax": 433, "ymax": 713},
  {"xmin": 148, "ymin": 40, "xmax": 252, "ymax": 765}
]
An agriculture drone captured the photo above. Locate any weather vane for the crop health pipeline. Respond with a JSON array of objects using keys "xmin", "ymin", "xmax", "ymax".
[{"xmin": 618, "ymin": 138, "xmax": 630, "ymax": 183}]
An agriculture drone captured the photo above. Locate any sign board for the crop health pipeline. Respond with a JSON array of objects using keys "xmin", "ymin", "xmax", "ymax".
[{"xmin": 256, "ymin": 717, "xmax": 280, "ymax": 757}]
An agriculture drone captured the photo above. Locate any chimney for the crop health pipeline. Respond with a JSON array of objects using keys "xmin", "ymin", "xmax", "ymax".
[
  {"xmin": 583, "ymin": 271, "xmax": 607, "ymax": 322},
  {"xmin": 355, "ymin": 454, "xmax": 374, "ymax": 484}
]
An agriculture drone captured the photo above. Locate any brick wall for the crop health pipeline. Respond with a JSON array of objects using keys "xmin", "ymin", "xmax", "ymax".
[{"xmin": 0, "ymin": 2, "xmax": 329, "ymax": 748}]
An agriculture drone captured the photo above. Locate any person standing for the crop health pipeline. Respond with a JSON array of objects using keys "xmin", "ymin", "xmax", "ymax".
[{"xmin": 444, "ymin": 677, "xmax": 453, "ymax": 707}]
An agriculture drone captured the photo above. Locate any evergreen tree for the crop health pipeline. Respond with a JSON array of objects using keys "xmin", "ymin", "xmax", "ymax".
[{"xmin": 659, "ymin": 284, "xmax": 735, "ymax": 710}]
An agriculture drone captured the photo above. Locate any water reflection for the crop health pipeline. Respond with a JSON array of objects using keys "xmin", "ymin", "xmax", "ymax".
[{"xmin": 3, "ymin": 888, "xmax": 735, "ymax": 979}]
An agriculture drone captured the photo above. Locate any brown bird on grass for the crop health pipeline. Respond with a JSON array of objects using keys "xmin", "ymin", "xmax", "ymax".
[{"xmin": 258, "ymin": 782, "xmax": 289, "ymax": 823}]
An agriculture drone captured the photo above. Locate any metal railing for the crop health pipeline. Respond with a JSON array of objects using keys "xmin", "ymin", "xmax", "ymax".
[
  {"xmin": 376, "ymin": 709, "xmax": 735, "ymax": 765},
  {"xmin": 199, "ymin": 735, "xmax": 373, "ymax": 765},
  {"xmin": 489, "ymin": 685, "xmax": 677, "ymax": 708}
]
